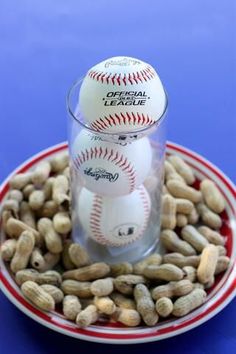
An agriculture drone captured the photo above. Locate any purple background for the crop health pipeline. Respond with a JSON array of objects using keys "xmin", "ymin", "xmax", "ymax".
[{"xmin": 0, "ymin": 0, "xmax": 235, "ymax": 353}]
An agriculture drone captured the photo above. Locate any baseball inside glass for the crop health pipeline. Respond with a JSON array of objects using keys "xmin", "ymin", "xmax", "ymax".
[{"xmin": 67, "ymin": 74, "xmax": 167, "ymax": 263}]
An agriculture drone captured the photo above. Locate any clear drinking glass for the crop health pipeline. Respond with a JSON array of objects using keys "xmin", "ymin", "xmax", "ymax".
[{"xmin": 67, "ymin": 79, "xmax": 168, "ymax": 264}]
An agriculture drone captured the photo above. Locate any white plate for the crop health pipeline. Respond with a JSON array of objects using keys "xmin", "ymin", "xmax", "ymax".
[{"xmin": 0, "ymin": 141, "xmax": 235, "ymax": 344}]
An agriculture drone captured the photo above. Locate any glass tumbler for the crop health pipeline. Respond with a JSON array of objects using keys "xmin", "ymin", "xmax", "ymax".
[{"xmin": 67, "ymin": 79, "xmax": 168, "ymax": 264}]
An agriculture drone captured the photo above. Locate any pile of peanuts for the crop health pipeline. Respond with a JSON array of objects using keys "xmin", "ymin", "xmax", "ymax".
[{"xmin": 0, "ymin": 151, "xmax": 231, "ymax": 328}]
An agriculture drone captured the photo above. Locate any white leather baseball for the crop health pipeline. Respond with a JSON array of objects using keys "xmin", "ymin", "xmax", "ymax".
[
  {"xmin": 71, "ymin": 129, "xmax": 152, "ymax": 197},
  {"xmin": 78, "ymin": 185, "xmax": 151, "ymax": 247},
  {"xmin": 78, "ymin": 56, "xmax": 166, "ymax": 133}
]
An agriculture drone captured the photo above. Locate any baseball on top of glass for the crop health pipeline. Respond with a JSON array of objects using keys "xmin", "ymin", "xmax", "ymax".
[{"xmin": 78, "ymin": 56, "xmax": 166, "ymax": 133}]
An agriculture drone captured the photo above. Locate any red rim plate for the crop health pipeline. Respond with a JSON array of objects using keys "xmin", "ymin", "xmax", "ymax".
[{"xmin": 0, "ymin": 141, "xmax": 235, "ymax": 344}]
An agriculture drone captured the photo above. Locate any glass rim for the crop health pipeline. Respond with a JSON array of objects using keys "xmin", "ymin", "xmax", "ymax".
[{"xmin": 66, "ymin": 77, "xmax": 168, "ymax": 136}]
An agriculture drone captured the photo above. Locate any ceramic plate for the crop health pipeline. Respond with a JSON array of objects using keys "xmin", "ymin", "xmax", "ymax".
[{"xmin": 0, "ymin": 141, "xmax": 235, "ymax": 344}]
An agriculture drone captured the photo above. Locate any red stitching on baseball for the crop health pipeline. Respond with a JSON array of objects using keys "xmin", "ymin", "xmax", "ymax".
[
  {"xmin": 132, "ymin": 72, "xmax": 139, "ymax": 84},
  {"xmin": 128, "ymin": 169, "xmax": 136, "ymax": 175},
  {"xmin": 103, "ymin": 147, "xmax": 108, "ymax": 159},
  {"xmin": 120, "ymin": 113, "xmax": 126, "ymax": 124},
  {"xmin": 106, "ymin": 73, "xmax": 111, "ymax": 84},
  {"xmin": 127, "ymin": 73, "xmax": 132, "ymax": 85},
  {"xmin": 85, "ymin": 149, "xmax": 88, "ymax": 161},
  {"xmin": 122, "ymin": 76, "xmax": 127, "ymax": 85},
  {"xmin": 101, "ymin": 118, "xmax": 109, "ymax": 129},
  {"xmin": 96, "ymin": 72, "xmax": 102, "ymax": 81},
  {"xmin": 89, "ymin": 195, "xmax": 110, "ymax": 245},
  {"xmin": 81, "ymin": 151, "xmax": 85, "ymax": 162},
  {"xmin": 122, "ymin": 162, "xmax": 131, "ymax": 171},
  {"xmin": 73, "ymin": 147, "xmax": 136, "ymax": 194},
  {"xmin": 138, "ymin": 187, "xmax": 151, "ymax": 235},
  {"xmin": 90, "ymin": 219, "xmax": 100, "ymax": 225},
  {"xmin": 107, "ymin": 115, "xmax": 115, "ymax": 126},
  {"xmin": 143, "ymin": 69, "xmax": 150, "ymax": 80},
  {"xmin": 114, "ymin": 155, "xmax": 123, "ymax": 166},
  {"xmin": 140, "ymin": 70, "xmax": 147, "ymax": 82},
  {"xmin": 107, "ymin": 149, "xmax": 113, "ymax": 161},
  {"xmin": 90, "ymin": 111, "xmax": 155, "ymax": 132},
  {"xmin": 100, "ymin": 73, "xmax": 106, "ymax": 83},
  {"xmin": 89, "ymin": 194, "xmax": 108, "ymax": 245},
  {"xmin": 119, "ymin": 157, "xmax": 128, "ymax": 168},
  {"xmin": 136, "ymin": 71, "xmax": 143, "ymax": 83},
  {"xmin": 126, "ymin": 112, "xmax": 132, "ymax": 123},
  {"xmin": 98, "ymin": 147, "xmax": 103, "ymax": 158},
  {"xmin": 90, "ymin": 214, "xmax": 100, "ymax": 219},
  {"xmin": 116, "ymin": 74, "xmax": 121, "ymax": 86},
  {"xmin": 114, "ymin": 114, "xmax": 120, "ymax": 125},
  {"xmin": 91, "ymin": 203, "xmax": 100, "ymax": 212},
  {"xmin": 92, "ymin": 121, "xmax": 101, "ymax": 131},
  {"xmin": 87, "ymin": 65, "xmax": 156, "ymax": 86},
  {"xmin": 111, "ymin": 74, "xmax": 116, "ymax": 85},
  {"xmin": 74, "ymin": 159, "xmax": 79, "ymax": 169},
  {"xmin": 93, "ymin": 147, "xmax": 97, "ymax": 158},
  {"xmin": 111, "ymin": 151, "xmax": 119, "ymax": 163}
]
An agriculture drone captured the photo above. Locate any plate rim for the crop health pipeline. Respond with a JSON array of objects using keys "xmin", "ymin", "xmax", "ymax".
[{"xmin": 0, "ymin": 141, "xmax": 235, "ymax": 345}]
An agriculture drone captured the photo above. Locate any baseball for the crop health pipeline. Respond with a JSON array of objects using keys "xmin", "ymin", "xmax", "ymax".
[
  {"xmin": 71, "ymin": 129, "xmax": 152, "ymax": 197},
  {"xmin": 78, "ymin": 56, "xmax": 166, "ymax": 134},
  {"xmin": 78, "ymin": 185, "xmax": 151, "ymax": 247}
]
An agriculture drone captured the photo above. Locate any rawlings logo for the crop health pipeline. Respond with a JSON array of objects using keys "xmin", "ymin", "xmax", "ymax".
[
  {"xmin": 104, "ymin": 57, "xmax": 141, "ymax": 68},
  {"xmin": 84, "ymin": 167, "xmax": 119, "ymax": 182}
]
